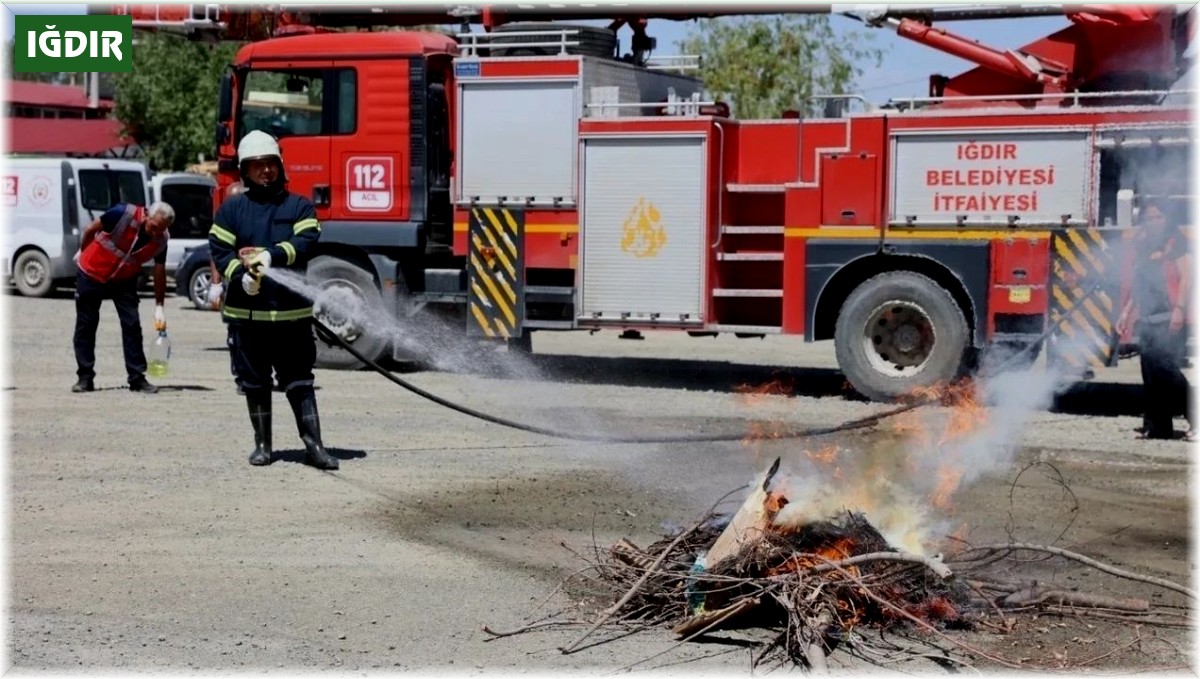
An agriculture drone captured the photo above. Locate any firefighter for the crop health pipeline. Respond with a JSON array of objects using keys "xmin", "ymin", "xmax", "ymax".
[
  {"xmin": 71, "ymin": 201, "xmax": 175, "ymax": 394},
  {"xmin": 1117, "ymin": 198, "xmax": 1193, "ymax": 441},
  {"xmin": 208, "ymin": 130, "xmax": 339, "ymax": 470}
]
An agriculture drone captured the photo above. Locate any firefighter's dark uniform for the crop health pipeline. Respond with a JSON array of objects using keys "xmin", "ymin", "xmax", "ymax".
[
  {"xmin": 209, "ymin": 183, "xmax": 338, "ymax": 469},
  {"xmin": 1133, "ymin": 224, "xmax": 1192, "ymax": 439}
]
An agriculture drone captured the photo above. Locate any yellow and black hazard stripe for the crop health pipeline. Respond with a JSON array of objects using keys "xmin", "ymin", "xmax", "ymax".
[
  {"xmin": 1046, "ymin": 227, "xmax": 1124, "ymax": 372},
  {"xmin": 467, "ymin": 206, "xmax": 524, "ymax": 338}
]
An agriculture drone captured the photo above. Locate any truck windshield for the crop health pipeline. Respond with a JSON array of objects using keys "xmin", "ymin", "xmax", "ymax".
[
  {"xmin": 236, "ymin": 68, "xmax": 356, "ymax": 142},
  {"xmin": 78, "ymin": 170, "xmax": 146, "ymax": 212},
  {"xmin": 160, "ymin": 183, "xmax": 214, "ymax": 239}
]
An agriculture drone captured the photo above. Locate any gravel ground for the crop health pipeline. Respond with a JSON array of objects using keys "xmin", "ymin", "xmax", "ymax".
[{"xmin": 4, "ymin": 288, "xmax": 1194, "ymax": 674}]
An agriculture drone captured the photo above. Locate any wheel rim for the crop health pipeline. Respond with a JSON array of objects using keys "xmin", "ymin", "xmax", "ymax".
[
  {"xmin": 20, "ymin": 259, "xmax": 46, "ymax": 289},
  {"xmin": 861, "ymin": 300, "xmax": 936, "ymax": 377},
  {"xmin": 191, "ymin": 271, "xmax": 211, "ymax": 306},
  {"xmin": 313, "ymin": 281, "xmax": 367, "ymax": 345}
]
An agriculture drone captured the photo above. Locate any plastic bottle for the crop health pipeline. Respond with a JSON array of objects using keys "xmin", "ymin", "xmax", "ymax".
[{"xmin": 148, "ymin": 330, "xmax": 171, "ymax": 378}]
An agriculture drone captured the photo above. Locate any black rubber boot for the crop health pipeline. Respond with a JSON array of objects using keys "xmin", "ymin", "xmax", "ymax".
[
  {"xmin": 288, "ymin": 388, "xmax": 338, "ymax": 470},
  {"xmin": 246, "ymin": 391, "xmax": 273, "ymax": 466}
]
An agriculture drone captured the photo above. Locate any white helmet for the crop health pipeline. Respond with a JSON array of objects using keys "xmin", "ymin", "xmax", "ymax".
[{"xmin": 237, "ymin": 130, "xmax": 281, "ymax": 163}]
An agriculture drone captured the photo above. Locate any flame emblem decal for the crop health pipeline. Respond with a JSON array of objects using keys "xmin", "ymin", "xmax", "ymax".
[{"xmin": 620, "ymin": 198, "xmax": 667, "ymax": 258}]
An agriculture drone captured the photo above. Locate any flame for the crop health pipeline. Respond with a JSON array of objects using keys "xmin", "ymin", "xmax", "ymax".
[
  {"xmin": 888, "ymin": 379, "xmax": 989, "ymax": 512},
  {"xmin": 733, "ymin": 377, "xmax": 794, "ymax": 406},
  {"xmin": 735, "ymin": 374, "xmax": 992, "ymax": 561},
  {"xmin": 737, "ymin": 378, "xmax": 797, "ymax": 463},
  {"xmin": 806, "ymin": 443, "xmax": 840, "ymax": 465},
  {"xmin": 930, "ymin": 465, "xmax": 964, "ymax": 510},
  {"xmin": 765, "ymin": 537, "xmax": 857, "ymax": 577}
]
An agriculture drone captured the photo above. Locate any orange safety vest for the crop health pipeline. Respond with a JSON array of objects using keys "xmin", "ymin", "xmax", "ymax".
[
  {"xmin": 1143, "ymin": 226, "xmax": 1191, "ymax": 325},
  {"xmin": 78, "ymin": 205, "xmax": 168, "ymax": 283}
]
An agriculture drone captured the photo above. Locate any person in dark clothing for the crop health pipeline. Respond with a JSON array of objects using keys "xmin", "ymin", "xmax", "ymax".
[
  {"xmin": 1117, "ymin": 198, "xmax": 1192, "ymax": 440},
  {"xmin": 72, "ymin": 201, "xmax": 175, "ymax": 394},
  {"xmin": 208, "ymin": 130, "xmax": 339, "ymax": 470}
]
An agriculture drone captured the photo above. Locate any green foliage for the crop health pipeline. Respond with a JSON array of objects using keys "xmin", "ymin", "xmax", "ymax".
[
  {"xmin": 112, "ymin": 34, "xmax": 241, "ymax": 171},
  {"xmin": 678, "ymin": 15, "xmax": 886, "ymax": 119}
]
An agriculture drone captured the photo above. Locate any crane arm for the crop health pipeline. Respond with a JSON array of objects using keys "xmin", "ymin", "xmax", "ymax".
[{"xmin": 97, "ymin": 3, "xmax": 1191, "ymax": 99}]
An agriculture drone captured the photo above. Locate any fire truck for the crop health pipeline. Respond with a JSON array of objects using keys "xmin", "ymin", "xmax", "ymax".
[{"xmin": 102, "ymin": 3, "xmax": 1195, "ymax": 402}]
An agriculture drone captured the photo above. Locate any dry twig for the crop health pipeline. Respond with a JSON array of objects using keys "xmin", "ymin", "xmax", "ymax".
[
  {"xmin": 560, "ymin": 488, "xmax": 741, "ymax": 654},
  {"xmin": 957, "ymin": 543, "xmax": 1195, "ymax": 600}
]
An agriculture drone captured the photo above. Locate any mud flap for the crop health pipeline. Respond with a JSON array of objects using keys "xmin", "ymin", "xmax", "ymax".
[
  {"xmin": 1045, "ymin": 227, "xmax": 1125, "ymax": 376},
  {"xmin": 466, "ymin": 206, "xmax": 525, "ymax": 339}
]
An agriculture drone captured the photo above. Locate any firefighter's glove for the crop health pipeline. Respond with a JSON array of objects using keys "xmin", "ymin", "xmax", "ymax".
[
  {"xmin": 247, "ymin": 250, "xmax": 272, "ymax": 276},
  {"xmin": 207, "ymin": 281, "xmax": 225, "ymax": 308},
  {"xmin": 154, "ymin": 304, "xmax": 166, "ymax": 332},
  {"xmin": 242, "ymin": 272, "xmax": 262, "ymax": 296}
]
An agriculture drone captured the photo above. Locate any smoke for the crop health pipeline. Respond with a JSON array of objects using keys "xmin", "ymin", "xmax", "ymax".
[
  {"xmin": 259, "ymin": 267, "xmax": 632, "ymax": 445},
  {"xmin": 263, "ymin": 267, "xmax": 537, "ymax": 377}
]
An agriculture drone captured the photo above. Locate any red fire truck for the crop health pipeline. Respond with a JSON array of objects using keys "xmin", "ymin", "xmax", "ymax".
[{"xmin": 104, "ymin": 3, "xmax": 1195, "ymax": 402}]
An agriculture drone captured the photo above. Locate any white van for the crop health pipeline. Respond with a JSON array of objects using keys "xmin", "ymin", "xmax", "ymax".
[
  {"xmin": 3, "ymin": 157, "xmax": 151, "ymax": 297},
  {"xmin": 146, "ymin": 172, "xmax": 216, "ymax": 277}
]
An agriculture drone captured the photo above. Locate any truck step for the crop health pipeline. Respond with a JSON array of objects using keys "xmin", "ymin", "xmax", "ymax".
[
  {"xmin": 726, "ymin": 183, "xmax": 787, "ymax": 193},
  {"xmin": 712, "ymin": 288, "xmax": 783, "ymax": 298},
  {"xmin": 717, "ymin": 252, "xmax": 784, "ymax": 261},
  {"xmin": 525, "ymin": 285, "xmax": 575, "ymax": 303},
  {"xmin": 720, "ymin": 225, "xmax": 784, "ymax": 235},
  {"xmin": 523, "ymin": 320, "xmax": 575, "ymax": 330},
  {"xmin": 706, "ymin": 324, "xmax": 783, "ymax": 334}
]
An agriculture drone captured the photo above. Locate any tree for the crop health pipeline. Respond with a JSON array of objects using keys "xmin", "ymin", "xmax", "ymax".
[
  {"xmin": 678, "ymin": 15, "xmax": 886, "ymax": 120},
  {"xmin": 113, "ymin": 34, "xmax": 241, "ymax": 171}
]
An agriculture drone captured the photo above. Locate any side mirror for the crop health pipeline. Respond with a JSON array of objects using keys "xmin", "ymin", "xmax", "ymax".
[
  {"xmin": 217, "ymin": 72, "xmax": 233, "ymax": 123},
  {"xmin": 214, "ymin": 122, "xmax": 230, "ymax": 147}
]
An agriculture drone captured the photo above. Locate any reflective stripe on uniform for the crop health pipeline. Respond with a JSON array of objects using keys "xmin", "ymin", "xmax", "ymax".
[
  {"xmin": 210, "ymin": 224, "xmax": 236, "ymax": 246},
  {"xmin": 293, "ymin": 218, "xmax": 319, "ymax": 234},
  {"xmin": 223, "ymin": 305, "xmax": 313, "ymax": 322},
  {"xmin": 224, "ymin": 258, "xmax": 242, "ymax": 280},
  {"xmin": 81, "ymin": 205, "xmax": 164, "ymax": 282},
  {"xmin": 93, "ymin": 204, "xmax": 140, "ymax": 259},
  {"xmin": 278, "ymin": 241, "xmax": 297, "ymax": 266}
]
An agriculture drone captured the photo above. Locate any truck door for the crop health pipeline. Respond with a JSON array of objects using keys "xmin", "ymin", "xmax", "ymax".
[
  {"xmin": 326, "ymin": 59, "xmax": 411, "ymax": 225},
  {"xmin": 238, "ymin": 63, "xmax": 334, "ymax": 220}
]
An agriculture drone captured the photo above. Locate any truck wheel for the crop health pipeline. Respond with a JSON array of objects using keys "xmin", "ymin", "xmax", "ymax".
[
  {"xmin": 834, "ymin": 271, "xmax": 969, "ymax": 402},
  {"xmin": 308, "ymin": 256, "xmax": 391, "ymax": 370},
  {"xmin": 488, "ymin": 22, "xmax": 617, "ymax": 59},
  {"xmin": 13, "ymin": 250, "xmax": 54, "ymax": 298}
]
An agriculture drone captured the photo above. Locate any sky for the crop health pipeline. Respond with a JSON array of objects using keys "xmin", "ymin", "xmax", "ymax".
[{"xmin": 0, "ymin": 2, "xmax": 1166, "ymax": 104}]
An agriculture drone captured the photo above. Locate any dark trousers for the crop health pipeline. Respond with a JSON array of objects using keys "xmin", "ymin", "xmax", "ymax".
[
  {"xmin": 226, "ymin": 319, "xmax": 316, "ymax": 397},
  {"xmin": 1139, "ymin": 323, "xmax": 1192, "ymax": 437},
  {"xmin": 73, "ymin": 271, "xmax": 147, "ymax": 384}
]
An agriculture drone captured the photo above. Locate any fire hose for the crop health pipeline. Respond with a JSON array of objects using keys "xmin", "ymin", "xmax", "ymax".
[{"xmin": 310, "ymin": 278, "xmax": 1110, "ymax": 445}]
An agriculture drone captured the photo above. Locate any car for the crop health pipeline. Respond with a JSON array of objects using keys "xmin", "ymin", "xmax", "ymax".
[
  {"xmin": 175, "ymin": 243, "xmax": 221, "ymax": 310},
  {"xmin": 142, "ymin": 172, "xmax": 217, "ymax": 282}
]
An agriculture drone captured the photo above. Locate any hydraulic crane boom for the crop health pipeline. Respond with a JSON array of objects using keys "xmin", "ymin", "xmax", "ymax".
[{"xmin": 94, "ymin": 3, "xmax": 1192, "ymax": 101}]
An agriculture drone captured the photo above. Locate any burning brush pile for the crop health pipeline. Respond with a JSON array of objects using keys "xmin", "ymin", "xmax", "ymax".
[
  {"xmin": 595, "ymin": 457, "xmax": 970, "ymax": 670},
  {"xmin": 485, "ymin": 378, "xmax": 1194, "ymax": 670}
]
